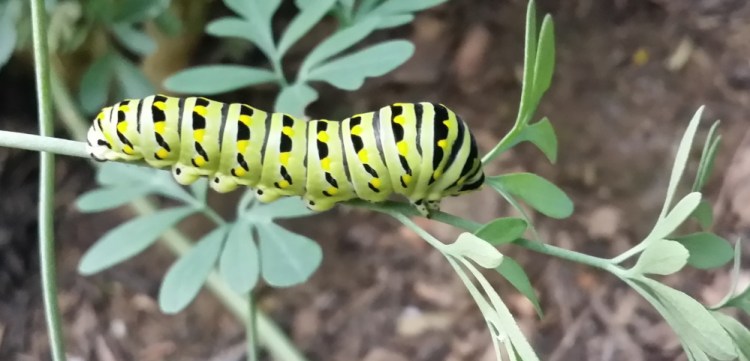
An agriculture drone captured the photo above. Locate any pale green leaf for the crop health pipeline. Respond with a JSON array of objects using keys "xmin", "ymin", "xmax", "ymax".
[
  {"xmin": 164, "ymin": 65, "xmax": 277, "ymax": 95},
  {"xmin": 691, "ymin": 199, "xmax": 713, "ymax": 230},
  {"xmin": 159, "ymin": 226, "xmax": 227, "ymax": 313},
  {"xmin": 445, "ymin": 233, "xmax": 504, "ymax": 269},
  {"xmin": 713, "ymin": 311, "xmax": 750, "ymax": 361},
  {"xmin": 223, "ymin": 0, "xmax": 281, "ymax": 58},
  {"xmin": 376, "ymin": 14, "xmax": 413, "ymax": 28},
  {"xmin": 649, "ymin": 192, "xmax": 701, "ymax": 241},
  {"xmin": 693, "ymin": 120, "xmax": 721, "ymax": 192},
  {"xmin": 726, "ymin": 286, "xmax": 750, "ymax": 315},
  {"xmin": 0, "ymin": 3, "xmax": 19, "ymax": 70},
  {"xmin": 79, "ymin": 53, "xmax": 115, "ymax": 114},
  {"xmin": 205, "ymin": 17, "xmax": 255, "ymax": 42},
  {"xmin": 96, "ymin": 162, "xmax": 155, "ymax": 186},
  {"xmin": 368, "ymin": 0, "xmax": 447, "ymax": 15},
  {"xmin": 659, "ymin": 106, "xmax": 704, "ymax": 220},
  {"xmin": 154, "ymin": 10, "xmax": 182, "ymax": 36},
  {"xmin": 258, "ymin": 223, "xmax": 322, "ymax": 287},
  {"xmin": 112, "ymin": 0, "xmax": 168, "ymax": 23},
  {"xmin": 354, "ymin": 0, "xmax": 381, "ymax": 19},
  {"xmin": 519, "ymin": 117, "xmax": 557, "ymax": 163},
  {"xmin": 277, "ymin": 0, "xmax": 337, "ymax": 57},
  {"xmin": 630, "ymin": 239, "xmax": 688, "ymax": 276},
  {"xmin": 487, "ymin": 173, "xmax": 573, "ymax": 219},
  {"xmin": 531, "ymin": 15, "xmax": 554, "ymax": 108},
  {"xmin": 516, "ymin": 0, "xmax": 537, "ymax": 126},
  {"xmin": 638, "ymin": 277, "xmax": 737, "ymax": 360},
  {"xmin": 111, "ymin": 23, "xmax": 157, "ymax": 55},
  {"xmin": 76, "ymin": 184, "xmax": 154, "ymax": 213},
  {"xmin": 496, "ymin": 256, "xmax": 542, "ymax": 317},
  {"xmin": 673, "ymin": 233, "xmax": 733, "ymax": 270},
  {"xmin": 299, "ymin": 16, "xmax": 379, "ymax": 77},
  {"xmin": 244, "ymin": 197, "xmax": 316, "ymax": 221},
  {"xmin": 78, "ymin": 207, "xmax": 196, "ymax": 274},
  {"xmin": 113, "ymin": 55, "xmax": 155, "ymax": 99},
  {"xmin": 474, "ymin": 217, "xmax": 528, "ymax": 245},
  {"xmin": 305, "ymin": 40, "xmax": 414, "ymax": 90},
  {"xmin": 274, "ymin": 83, "xmax": 319, "ymax": 117},
  {"xmin": 219, "ymin": 220, "xmax": 259, "ymax": 294},
  {"xmin": 190, "ymin": 178, "xmax": 209, "ymax": 204}
]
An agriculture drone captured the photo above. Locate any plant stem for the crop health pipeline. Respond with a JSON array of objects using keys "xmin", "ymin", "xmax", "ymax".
[
  {"xmin": 0, "ymin": 130, "xmax": 85, "ymax": 157},
  {"xmin": 247, "ymin": 292, "xmax": 260, "ymax": 361},
  {"xmin": 30, "ymin": 0, "xmax": 67, "ymax": 358}
]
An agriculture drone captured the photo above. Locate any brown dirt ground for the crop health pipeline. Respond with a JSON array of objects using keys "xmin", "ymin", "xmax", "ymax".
[{"xmin": 1, "ymin": 0, "xmax": 750, "ymax": 360}]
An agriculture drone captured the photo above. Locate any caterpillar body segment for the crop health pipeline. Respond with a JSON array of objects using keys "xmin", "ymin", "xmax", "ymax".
[{"xmin": 86, "ymin": 95, "xmax": 485, "ymax": 216}]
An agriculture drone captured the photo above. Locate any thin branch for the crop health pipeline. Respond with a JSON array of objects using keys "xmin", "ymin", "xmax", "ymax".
[{"xmin": 30, "ymin": 0, "xmax": 67, "ymax": 358}]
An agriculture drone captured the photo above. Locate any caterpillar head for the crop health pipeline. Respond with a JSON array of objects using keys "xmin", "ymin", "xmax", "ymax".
[{"xmin": 86, "ymin": 110, "xmax": 114, "ymax": 162}]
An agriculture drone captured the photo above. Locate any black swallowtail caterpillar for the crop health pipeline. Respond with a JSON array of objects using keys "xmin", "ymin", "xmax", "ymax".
[{"xmin": 85, "ymin": 95, "xmax": 485, "ymax": 216}]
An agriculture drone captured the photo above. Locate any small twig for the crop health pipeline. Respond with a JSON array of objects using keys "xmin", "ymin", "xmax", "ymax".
[{"xmin": 30, "ymin": 0, "xmax": 67, "ymax": 358}]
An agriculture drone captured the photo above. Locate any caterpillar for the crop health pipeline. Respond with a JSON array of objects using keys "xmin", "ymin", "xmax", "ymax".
[{"xmin": 85, "ymin": 95, "xmax": 485, "ymax": 216}]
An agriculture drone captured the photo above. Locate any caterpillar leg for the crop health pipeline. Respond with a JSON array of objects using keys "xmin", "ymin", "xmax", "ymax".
[
  {"xmin": 302, "ymin": 196, "xmax": 337, "ymax": 212},
  {"xmin": 253, "ymin": 187, "xmax": 283, "ymax": 203},
  {"xmin": 209, "ymin": 173, "xmax": 239, "ymax": 193},
  {"xmin": 171, "ymin": 164, "xmax": 201, "ymax": 185},
  {"xmin": 410, "ymin": 199, "xmax": 441, "ymax": 218}
]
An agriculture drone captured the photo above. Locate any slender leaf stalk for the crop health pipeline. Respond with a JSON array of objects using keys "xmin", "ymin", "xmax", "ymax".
[
  {"xmin": 30, "ymin": 0, "xmax": 67, "ymax": 358},
  {"xmin": 248, "ymin": 292, "xmax": 260, "ymax": 361}
]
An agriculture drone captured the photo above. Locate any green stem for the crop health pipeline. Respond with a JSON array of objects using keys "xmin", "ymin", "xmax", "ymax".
[
  {"xmin": 247, "ymin": 292, "xmax": 260, "ymax": 361},
  {"xmin": 30, "ymin": 0, "xmax": 67, "ymax": 359},
  {"xmin": 0, "ymin": 130, "xmax": 85, "ymax": 157}
]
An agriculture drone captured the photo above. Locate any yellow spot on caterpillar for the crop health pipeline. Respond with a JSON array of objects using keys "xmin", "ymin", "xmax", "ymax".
[
  {"xmin": 358, "ymin": 149, "xmax": 368, "ymax": 162},
  {"xmin": 282, "ymin": 126, "xmax": 294, "ymax": 136},
  {"xmin": 154, "ymin": 101, "xmax": 166, "ymax": 110},
  {"xmin": 103, "ymin": 131, "xmax": 116, "ymax": 147},
  {"xmin": 154, "ymin": 121, "xmax": 166, "ymax": 134},
  {"xmin": 194, "ymin": 155, "xmax": 206, "ymax": 167},
  {"xmin": 326, "ymin": 186, "xmax": 338, "ymax": 195},
  {"xmin": 321, "ymin": 157, "xmax": 331, "ymax": 171},
  {"xmin": 433, "ymin": 169, "xmax": 443, "ymax": 179},
  {"xmin": 156, "ymin": 148, "xmax": 169, "ymax": 159},
  {"xmin": 118, "ymin": 104, "xmax": 130, "ymax": 111},
  {"xmin": 194, "ymin": 105, "xmax": 207, "ymax": 116},
  {"xmin": 194, "ymin": 129, "xmax": 205, "ymax": 142},
  {"xmin": 401, "ymin": 174, "xmax": 412, "ymax": 185},
  {"xmin": 397, "ymin": 141, "xmax": 408, "ymax": 155},
  {"xmin": 277, "ymin": 180, "xmax": 290, "ymax": 189},
  {"xmin": 117, "ymin": 121, "xmax": 128, "ymax": 133},
  {"xmin": 96, "ymin": 112, "xmax": 104, "ymax": 120},
  {"xmin": 351, "ymin": 125, "xmax": 362, "ymax": 136},
  {"xmin": 234, "ymin": 167, "xmax": 246, "ymax": 177},
  {"xmin": 239, "ymin": 115, "xmax": 252, "ymax": 125},
  {"xmin": 122, "ymin": 145, "xmax": 134, "ymax": 155},
  {"xmin": 437, "ymin": 139, "xmax": 447, "ymax": 148},
  {"xmin": 317, "ymin": 131, "xmax": 329, "ymax": 142},
  {"xmin": 394, "ymin": 115, "xmax": 405, "ymax": 125},
  {"xmin": 280, "ymin": 152, "xmax": 290, "ymax": 166},
  {"xmin": 370, "ymin": 178, "xmax": 381, "ymax": 188},
  {"xmin": 237, "ymin": 140, "xmax": 249, "ymax": 153}
]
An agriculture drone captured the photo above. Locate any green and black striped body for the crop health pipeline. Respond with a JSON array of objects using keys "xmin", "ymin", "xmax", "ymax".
[{"xmin": 86, "ymin": 95, "xmax": 485, "ymax": 215}]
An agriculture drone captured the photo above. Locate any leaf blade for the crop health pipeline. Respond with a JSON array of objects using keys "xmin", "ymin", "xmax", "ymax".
[
  {"xmin": 78, "ymin": 207, "xmax": 196, "ymax": 274},
  {"xmin": 487, "ymin": 173, "xmax": 573, "ymax": 219},
  {"xmin": 164, "ymin": 65, "xmax": 277, "ymax": 95},
  {"xmin": 159, "ymin": 226, "xmax": 228, "ymax": 313},
  {"xmin": 258, "ymin": 223, "xmax": 322, "ymax": 287},
  {"xmin": 305, "ymin": 40, "xmax": 414, "ymax": 90}
]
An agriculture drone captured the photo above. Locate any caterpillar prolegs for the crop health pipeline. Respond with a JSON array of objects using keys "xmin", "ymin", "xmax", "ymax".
[{"xmin": 85, "ymin": 95, "xmax": 485, "ymax": 216}]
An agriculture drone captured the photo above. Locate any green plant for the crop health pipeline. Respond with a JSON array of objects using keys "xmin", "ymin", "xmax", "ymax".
[{"xmin": 3, "ymin": 0, "xmax": 749, "ymax": 360}]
